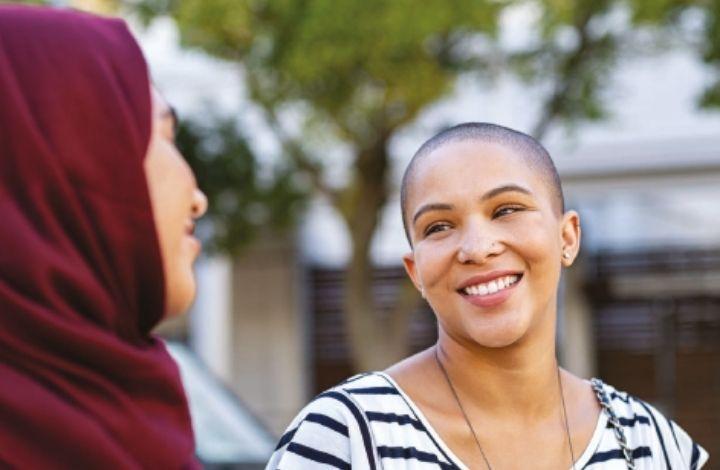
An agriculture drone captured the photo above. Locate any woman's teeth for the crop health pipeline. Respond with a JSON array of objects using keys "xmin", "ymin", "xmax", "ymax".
[{"xmin": 463, "ymin": 275, "xmax": 520, "ymax": 296}]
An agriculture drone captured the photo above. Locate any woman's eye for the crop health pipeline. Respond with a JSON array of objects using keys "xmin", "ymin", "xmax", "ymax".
[
  {"xmin": 493, "ymin": 206, "xmax": 524, "ymax": 218},
  {"xmin": 424, "ymin": 223, "xmax": 451, "ymax": 237}
]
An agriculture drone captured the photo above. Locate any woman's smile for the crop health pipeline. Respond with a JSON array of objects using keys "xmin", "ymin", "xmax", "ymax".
[
  {"xmin": 145, "ymin": 88, "xmax": 208, "ymax": 316},
  {"xmin": 456, "ymin": 270, "xmax": 524, "ymax": 308},
  {"xmin": 184, "ymin": 220, "xmax": 202, "ymax": 254}
]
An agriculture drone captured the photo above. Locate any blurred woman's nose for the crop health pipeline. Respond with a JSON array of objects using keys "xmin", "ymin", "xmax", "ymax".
[{"xmin": 191, "ymin": 188, "xmax": 208, "ymax": 219}]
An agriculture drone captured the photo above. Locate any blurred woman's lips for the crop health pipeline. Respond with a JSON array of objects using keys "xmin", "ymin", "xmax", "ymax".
[
  {"xmin": 185, "ymin": 234, "xmax": 201, "ymax": 255},
  {"xmin": 183, "ymin": 220, "xmax": 201, "ymax": 254}
]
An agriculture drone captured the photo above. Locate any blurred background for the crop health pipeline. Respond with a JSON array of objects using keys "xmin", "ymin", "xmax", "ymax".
[{"xmin": 18, "ymin": 0, "xmax": 720, "ymax": 466}]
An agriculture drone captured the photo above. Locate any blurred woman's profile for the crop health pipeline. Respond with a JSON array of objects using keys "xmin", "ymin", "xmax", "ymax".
[
  {"xmin": 0, "ymin": 5, "xmax": 207, "ymax": 468},
  {"xmin": 268, "ymin": 123, "xmax": 709, "ymax": 469}
]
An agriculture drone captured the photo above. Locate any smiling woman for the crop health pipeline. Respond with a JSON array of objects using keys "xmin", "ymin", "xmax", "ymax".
[
  {"xmin": 145, "ymin": 88, "xmax": 208, "ymax": 316},
  {"xmin": 268, "ymin": 123, "xmax": 709, "ymax": 469}
]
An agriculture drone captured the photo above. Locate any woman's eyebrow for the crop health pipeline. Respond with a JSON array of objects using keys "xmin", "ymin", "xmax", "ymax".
[
  {"xmin": 411, "ymin": 185, "xmax": 532, "ymax": 224},
  {"xmin": 412, "ymin": 203, "xmax": 454, "ymax": 224},
  {"xmin": 480, "ymin": 184, "xmax": 532, "ymax": 201}
]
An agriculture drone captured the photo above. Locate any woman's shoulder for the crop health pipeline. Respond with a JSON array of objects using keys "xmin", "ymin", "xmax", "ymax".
[
  {"xmin": 590, "ymin": 379, "xmax": 645, "ymax": 416},
  {"xmin": 592, "ymin": 379, "xmax": 673, "ymax": 429},
  {"xmin": 592, "ymin": 379, "xmax": 709, "ymax": 468},
  {"xmin": 275, "ymin": 372, "xmax": 392, "ymax": 440},
  {"xmin": 301, "ymin": 371, "xmax": 405, "ymax": 414},
  {"xmin": 266, "ymin": 372, "xmax": 403, "ymax": 469},
  {"xmin": 295, "ymin": 372, "xmax": 415, "ymax": 430}
]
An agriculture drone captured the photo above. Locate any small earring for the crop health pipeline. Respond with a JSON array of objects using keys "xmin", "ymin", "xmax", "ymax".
[{"xmin": 562, "ymin": 251, "xmax": 571, "ymax": 260}]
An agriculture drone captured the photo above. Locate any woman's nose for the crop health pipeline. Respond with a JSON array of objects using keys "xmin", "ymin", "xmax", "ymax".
[
  {"xmin": 191, "ymin": 188, "xmax": 208, "ymax": 219},
  {"xmin": 457, "ymin": 230, "xmax": 502, "ymax": 265}
]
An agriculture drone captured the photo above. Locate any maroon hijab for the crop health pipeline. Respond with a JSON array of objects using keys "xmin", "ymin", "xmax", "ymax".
[{"xmin": 0, "ymin": 5, "xmax": 198, "ymax": 468}]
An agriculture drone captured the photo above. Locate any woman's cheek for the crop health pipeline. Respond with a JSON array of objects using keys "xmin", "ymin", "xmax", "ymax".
[
  {"xmin": 506, "ymin": 215, "xmax": 557, "ymax": 263},
  {"xmin": 418, "ymin": 239, "xmax": 456, "ymax": 288}
]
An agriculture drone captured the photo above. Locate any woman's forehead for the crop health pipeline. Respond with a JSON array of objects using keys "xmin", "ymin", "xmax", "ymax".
[{"xmin": 409, "ymin": 141, "xmax": 542, "ymax": 197}]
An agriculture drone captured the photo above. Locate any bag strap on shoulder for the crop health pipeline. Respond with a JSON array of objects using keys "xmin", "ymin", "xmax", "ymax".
[{"xmin": 590, "ymin": 378, "xmax": 636, "ymax": 470}]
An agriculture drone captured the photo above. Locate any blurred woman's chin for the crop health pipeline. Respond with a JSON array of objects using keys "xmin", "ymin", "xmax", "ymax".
[{"xmin": 164, "ymin": 274, "xmax": 197, "ymax": 318}]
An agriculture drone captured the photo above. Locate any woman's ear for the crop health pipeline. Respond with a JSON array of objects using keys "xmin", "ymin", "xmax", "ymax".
[
  {"xmin": 560, "ymin": 210, "xmax": 581, "ymax": 266},
  {"xmin": 402, "ymin": 252, "xmax": 425, "ymax": 297}
]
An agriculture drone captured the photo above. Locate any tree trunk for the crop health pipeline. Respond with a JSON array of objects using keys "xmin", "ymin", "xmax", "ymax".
[{"xmin": 340, "ymin": 133, "xmax": 417, "ymax": 372}]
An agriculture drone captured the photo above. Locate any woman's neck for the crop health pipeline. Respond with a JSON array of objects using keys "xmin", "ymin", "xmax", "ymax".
[{"xmin": 435, "ymin": 329, "xmax": 562, "ymax": 421}]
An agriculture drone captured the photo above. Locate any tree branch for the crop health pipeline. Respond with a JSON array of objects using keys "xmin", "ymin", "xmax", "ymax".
[
  {"xmin": 250, "ymin": 89, "xmax": 342, "ymax": 207},
  {"xmin": 531, "ymin": 3, "xmax": 613, "ymax": 140}
]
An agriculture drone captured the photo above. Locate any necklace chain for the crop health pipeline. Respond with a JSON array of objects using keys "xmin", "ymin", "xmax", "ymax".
[
  {"xmin": 434, "ymin": 348, "xmax": 492, "ymax": 469},
  {"xmin": 433, "ymin": 346, "xmax": 576, "ymax": 470}
]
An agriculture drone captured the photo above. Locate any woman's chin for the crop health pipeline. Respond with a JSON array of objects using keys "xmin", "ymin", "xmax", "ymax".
[
  {"xmin": 163, "ymin": 274, "xmax": 197, "ymax": 318},
  {"xmin": 463, "ymin": 315, "xmax": 531, "ymax": 349},
  {"xmin": 471, "ymin": 332, "xmax": 523, "ymax": 349}
]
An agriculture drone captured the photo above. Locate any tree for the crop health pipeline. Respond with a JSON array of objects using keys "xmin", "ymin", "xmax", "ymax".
[
  {"xmin": 14, "ymin": 0, "xmax": 309, "ymax": 255},
  {"xmin": 40, "ymin": 0, "xmax": 719, "ymax": 371},
  {"xmin": 175, "ymin": 117, "xmax": 307, "ymax": 255},
  {"xmin": 517, "ymin": 0, "xmax": 720, "ymax": 138},
  {"xmin": 130, "ymin": 0, "xmax": 503, "ymax": 371}
]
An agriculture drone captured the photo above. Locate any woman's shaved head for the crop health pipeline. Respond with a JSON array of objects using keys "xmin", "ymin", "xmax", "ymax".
[{"xmin": 400, "ymin": 122, "xmax": 564, "ymax": 245}]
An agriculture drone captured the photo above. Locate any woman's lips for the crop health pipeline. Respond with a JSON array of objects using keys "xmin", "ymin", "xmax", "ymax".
[
  {"xmin": 458, "ymin": 273, "xmax": 522, "ymax": 308},
  {"xmin": 185, "ymin": 234, "xmax": 201, "ymax": 255},
  {"xmin": 184, "ymin": 220, "xmax": 201, "ymax": 254}
]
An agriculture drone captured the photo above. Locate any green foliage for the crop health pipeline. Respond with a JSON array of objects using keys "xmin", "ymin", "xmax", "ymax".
[
  {"xmin": 16, "ymin": 0, "xmax": 720, "ymax": 254},
  {"xmin": 624, "ymin": 0, "xmax": 720, "ymax": 109},
  {"xmin": 504, "ymin": 0, "xmax": 720, "ymax": 133},
  {"xmin": 15, "ymin": 1, "xmax": 720, "ymax": 370},
  {"xmin": 150, "ymin": 0, "xmax": 500, "ymax": 141},
  {"xmin": 700, "ymin": 0, "xmax": 720, "ymax": 107},
  {"xmin": 509, "ymin": 0, "xmax": 620, "ymax": 135},
  {"xmin": 128, "ymin": 0, "xmax": 720, "ymax": 255},
  {"xmin": 136, "ymin": 0, "xmax": 505, "ymax": 266},
  {"xmin": 700, "ymin": 80, "xmax": 720, "ymax": 107},
  {"xmin": 612, "ymin": 0, "xmax": 720, "ymax": 111},
  {"xmin": 176, "ymin": 117, "xmax": 307, "ymax": 255},
  {"xmin": 628, "ymin": 0, "xmax": 696, "ymax": 24}
]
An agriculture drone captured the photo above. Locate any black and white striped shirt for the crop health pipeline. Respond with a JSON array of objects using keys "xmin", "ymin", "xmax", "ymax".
[{"xmin": 267, "ymin": 372, "xmax": 708, "ymax": 469}]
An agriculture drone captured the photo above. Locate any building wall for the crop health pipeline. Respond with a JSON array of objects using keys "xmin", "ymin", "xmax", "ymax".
[
  {"xmin": 228, "ymin": 236, "xmax": 309, "ymax": 436},
  {"xmin": 559, "ymin": 258, "xmax": 597, "ymax": 379}
]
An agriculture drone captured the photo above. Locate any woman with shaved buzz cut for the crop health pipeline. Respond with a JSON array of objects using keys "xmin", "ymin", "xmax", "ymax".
[{"xmin": 269, "ymin": 123, "xmax": 708, "ymax": 469}]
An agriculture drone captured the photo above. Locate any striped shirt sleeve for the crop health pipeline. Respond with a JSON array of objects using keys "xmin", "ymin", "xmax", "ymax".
[
  {"xmin": 668, "ymin": 418, "xmax": 710, "ymax": 470},
  {"xmin": 266, "ymin": 390, "xmax": 377, "ymax": 469},
  {"xmin": 630, "ymin": 397, "xmax": 709, "ymax": 469}
]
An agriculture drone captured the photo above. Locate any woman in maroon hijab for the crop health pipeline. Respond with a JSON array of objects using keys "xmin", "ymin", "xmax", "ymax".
[{"xmin": 0, "ymin": 5, "xmax": 207, "ymax": 468}]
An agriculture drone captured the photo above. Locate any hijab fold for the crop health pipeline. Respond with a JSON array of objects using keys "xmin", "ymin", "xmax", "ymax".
[{"xmin": 0, "ymin": 5, "xmax": 198, "ymax": 468}]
